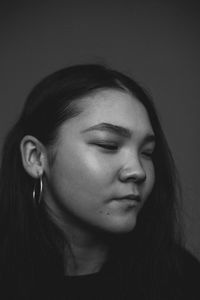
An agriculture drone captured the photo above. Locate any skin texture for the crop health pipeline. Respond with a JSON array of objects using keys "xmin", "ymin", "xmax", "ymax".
[{"xmin": 43, "ymin": 89, "xmax": 156, "ymax": 275}]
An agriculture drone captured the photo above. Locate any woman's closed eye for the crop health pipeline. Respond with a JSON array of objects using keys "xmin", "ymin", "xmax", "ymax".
[
  {"xmin": 93, "ymin": 142, "xmax": 119, "ymax": 151},
  {"xmin": 90, "ymin": 141, "xmax": 155, "ymax": 156},
  {"xmin": 141, "ymin": 149, "xmax": 154, "ymax": 159}
]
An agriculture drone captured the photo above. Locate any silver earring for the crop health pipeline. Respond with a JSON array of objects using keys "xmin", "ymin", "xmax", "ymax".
[{"xmin": 33, "ymin": 175, "xmax": 43, "ymax": 206}]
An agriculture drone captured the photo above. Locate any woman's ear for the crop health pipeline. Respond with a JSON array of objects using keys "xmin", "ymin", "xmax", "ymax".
[{"xmin": 20, "ymin": 135, "xmax": 47, "ymax": 178}]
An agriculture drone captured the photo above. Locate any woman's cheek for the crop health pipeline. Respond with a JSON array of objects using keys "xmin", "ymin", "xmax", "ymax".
[
  {"xmin": 144, "ymin": 162, "xmax": 155, "ymax": 199},
  {"xmin": 78, "ymin": 149, "xmax": 114, "ymax": 181}
]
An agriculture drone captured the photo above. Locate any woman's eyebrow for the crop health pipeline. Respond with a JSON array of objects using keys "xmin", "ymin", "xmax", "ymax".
[
  {"xmin": 81, "ymin": 122, "xmax": 132, "ymax": 138},
  {"xmin": 81, "ymin": 122, "xmax": 156, "ymax": 143},
  {"xmin": 143, "ymin": 134, "xmax": 156, "ymax": 145}
]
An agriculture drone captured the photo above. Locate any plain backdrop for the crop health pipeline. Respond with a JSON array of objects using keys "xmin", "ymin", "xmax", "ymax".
[{"xmin": 0, "ymin": 0, "xmax": 199, "ymax": 259}]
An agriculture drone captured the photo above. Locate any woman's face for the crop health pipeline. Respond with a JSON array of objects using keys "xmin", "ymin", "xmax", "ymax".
[{"xmin": 44, "ymin": 89, "xmax": 155, "ymax": 234}]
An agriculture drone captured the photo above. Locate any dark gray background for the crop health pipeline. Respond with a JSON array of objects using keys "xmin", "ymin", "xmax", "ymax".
[{"xmin": 1, "ymin": 0, "xmax": 199, "ymax": 259}]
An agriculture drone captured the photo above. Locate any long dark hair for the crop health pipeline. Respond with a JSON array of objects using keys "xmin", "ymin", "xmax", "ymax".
[{"xmin": 0, "ymin": 64, "xmax": 184, "ymax": 299}]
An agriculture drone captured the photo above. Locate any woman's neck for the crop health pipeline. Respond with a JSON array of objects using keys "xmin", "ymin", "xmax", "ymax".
[
  {"xmin": 64, "ymin": 239, "xmax": 109, "ymax": 276},
  {"xmin": 44, "ymin": 200, "xmax": 110, "ymax": 276},
  {"xmin": 63, "ymin": 224, "xmax": 110, "ymax": 276}
]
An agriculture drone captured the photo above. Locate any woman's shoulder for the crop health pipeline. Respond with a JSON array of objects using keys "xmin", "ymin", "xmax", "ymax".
[
  {"xmin": 172, "ymin": 246, "xmax": 200, "ymax": 299},
  {"xmin": 125, "ymin": 245, "xmax": 200, "ymax": 300},
  {"xmin": 177, "ymin": 246, "xmax": 200, "ymax": 276}
]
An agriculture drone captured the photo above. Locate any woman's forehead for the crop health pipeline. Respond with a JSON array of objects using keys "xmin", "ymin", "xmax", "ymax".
[
  {"xmin": 81, "ymin": 89, "xmax": 151, "ymax": 125},
  {"xmin": 77, "ymin": 89, "xmax": 147, "ymax": 120},
  {"xmin": 59, "ymin": 89, "xmax": 154, "ymax": 139}
]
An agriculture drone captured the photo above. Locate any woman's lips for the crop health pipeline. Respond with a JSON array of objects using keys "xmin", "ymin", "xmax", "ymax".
[
  {"xmin": 115, "ymin": 194, "xmax": 141, "ymax": 202},
  {"xmin": 111, "ymin": 194, "xmax": 141, "ymax": 208}
]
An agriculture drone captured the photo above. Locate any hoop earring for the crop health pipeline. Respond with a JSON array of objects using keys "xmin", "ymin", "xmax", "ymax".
[{"xmin": 33, "ymin": 176, "xmax": 43, "ymax": 206}]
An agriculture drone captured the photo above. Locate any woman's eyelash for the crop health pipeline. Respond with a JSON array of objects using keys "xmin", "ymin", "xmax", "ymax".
[
  {"xmin": 93, "ymin": 143, "xmax": 154, "ymax": 155},
  {"xmin": 95, "ymin": 143, "xmax": 119, "ymax": 150},
  {"xmin": 141, "ymin": 151, "xmax": 153, "ymax": 157}
]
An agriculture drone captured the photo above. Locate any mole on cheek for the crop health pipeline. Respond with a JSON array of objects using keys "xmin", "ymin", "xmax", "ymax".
[{"xmin": 98, "ymin": 210, "xmax": 110, "ymax": 216}]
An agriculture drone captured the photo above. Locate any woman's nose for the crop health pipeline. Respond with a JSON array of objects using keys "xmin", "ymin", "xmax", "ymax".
[{"xmin": 118, "ymin": 158, "xmax": 146, "ymax": 183}]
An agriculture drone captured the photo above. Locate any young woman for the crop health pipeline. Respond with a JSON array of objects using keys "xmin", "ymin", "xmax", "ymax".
[{"xmin": 0, "ymin": 64, "xmax": 199, "ymax": 299}]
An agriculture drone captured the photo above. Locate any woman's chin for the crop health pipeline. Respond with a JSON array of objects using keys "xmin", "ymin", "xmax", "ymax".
[{"xmin": 98, "ymin": 215, "xmax": 137, "ymax": 235}]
